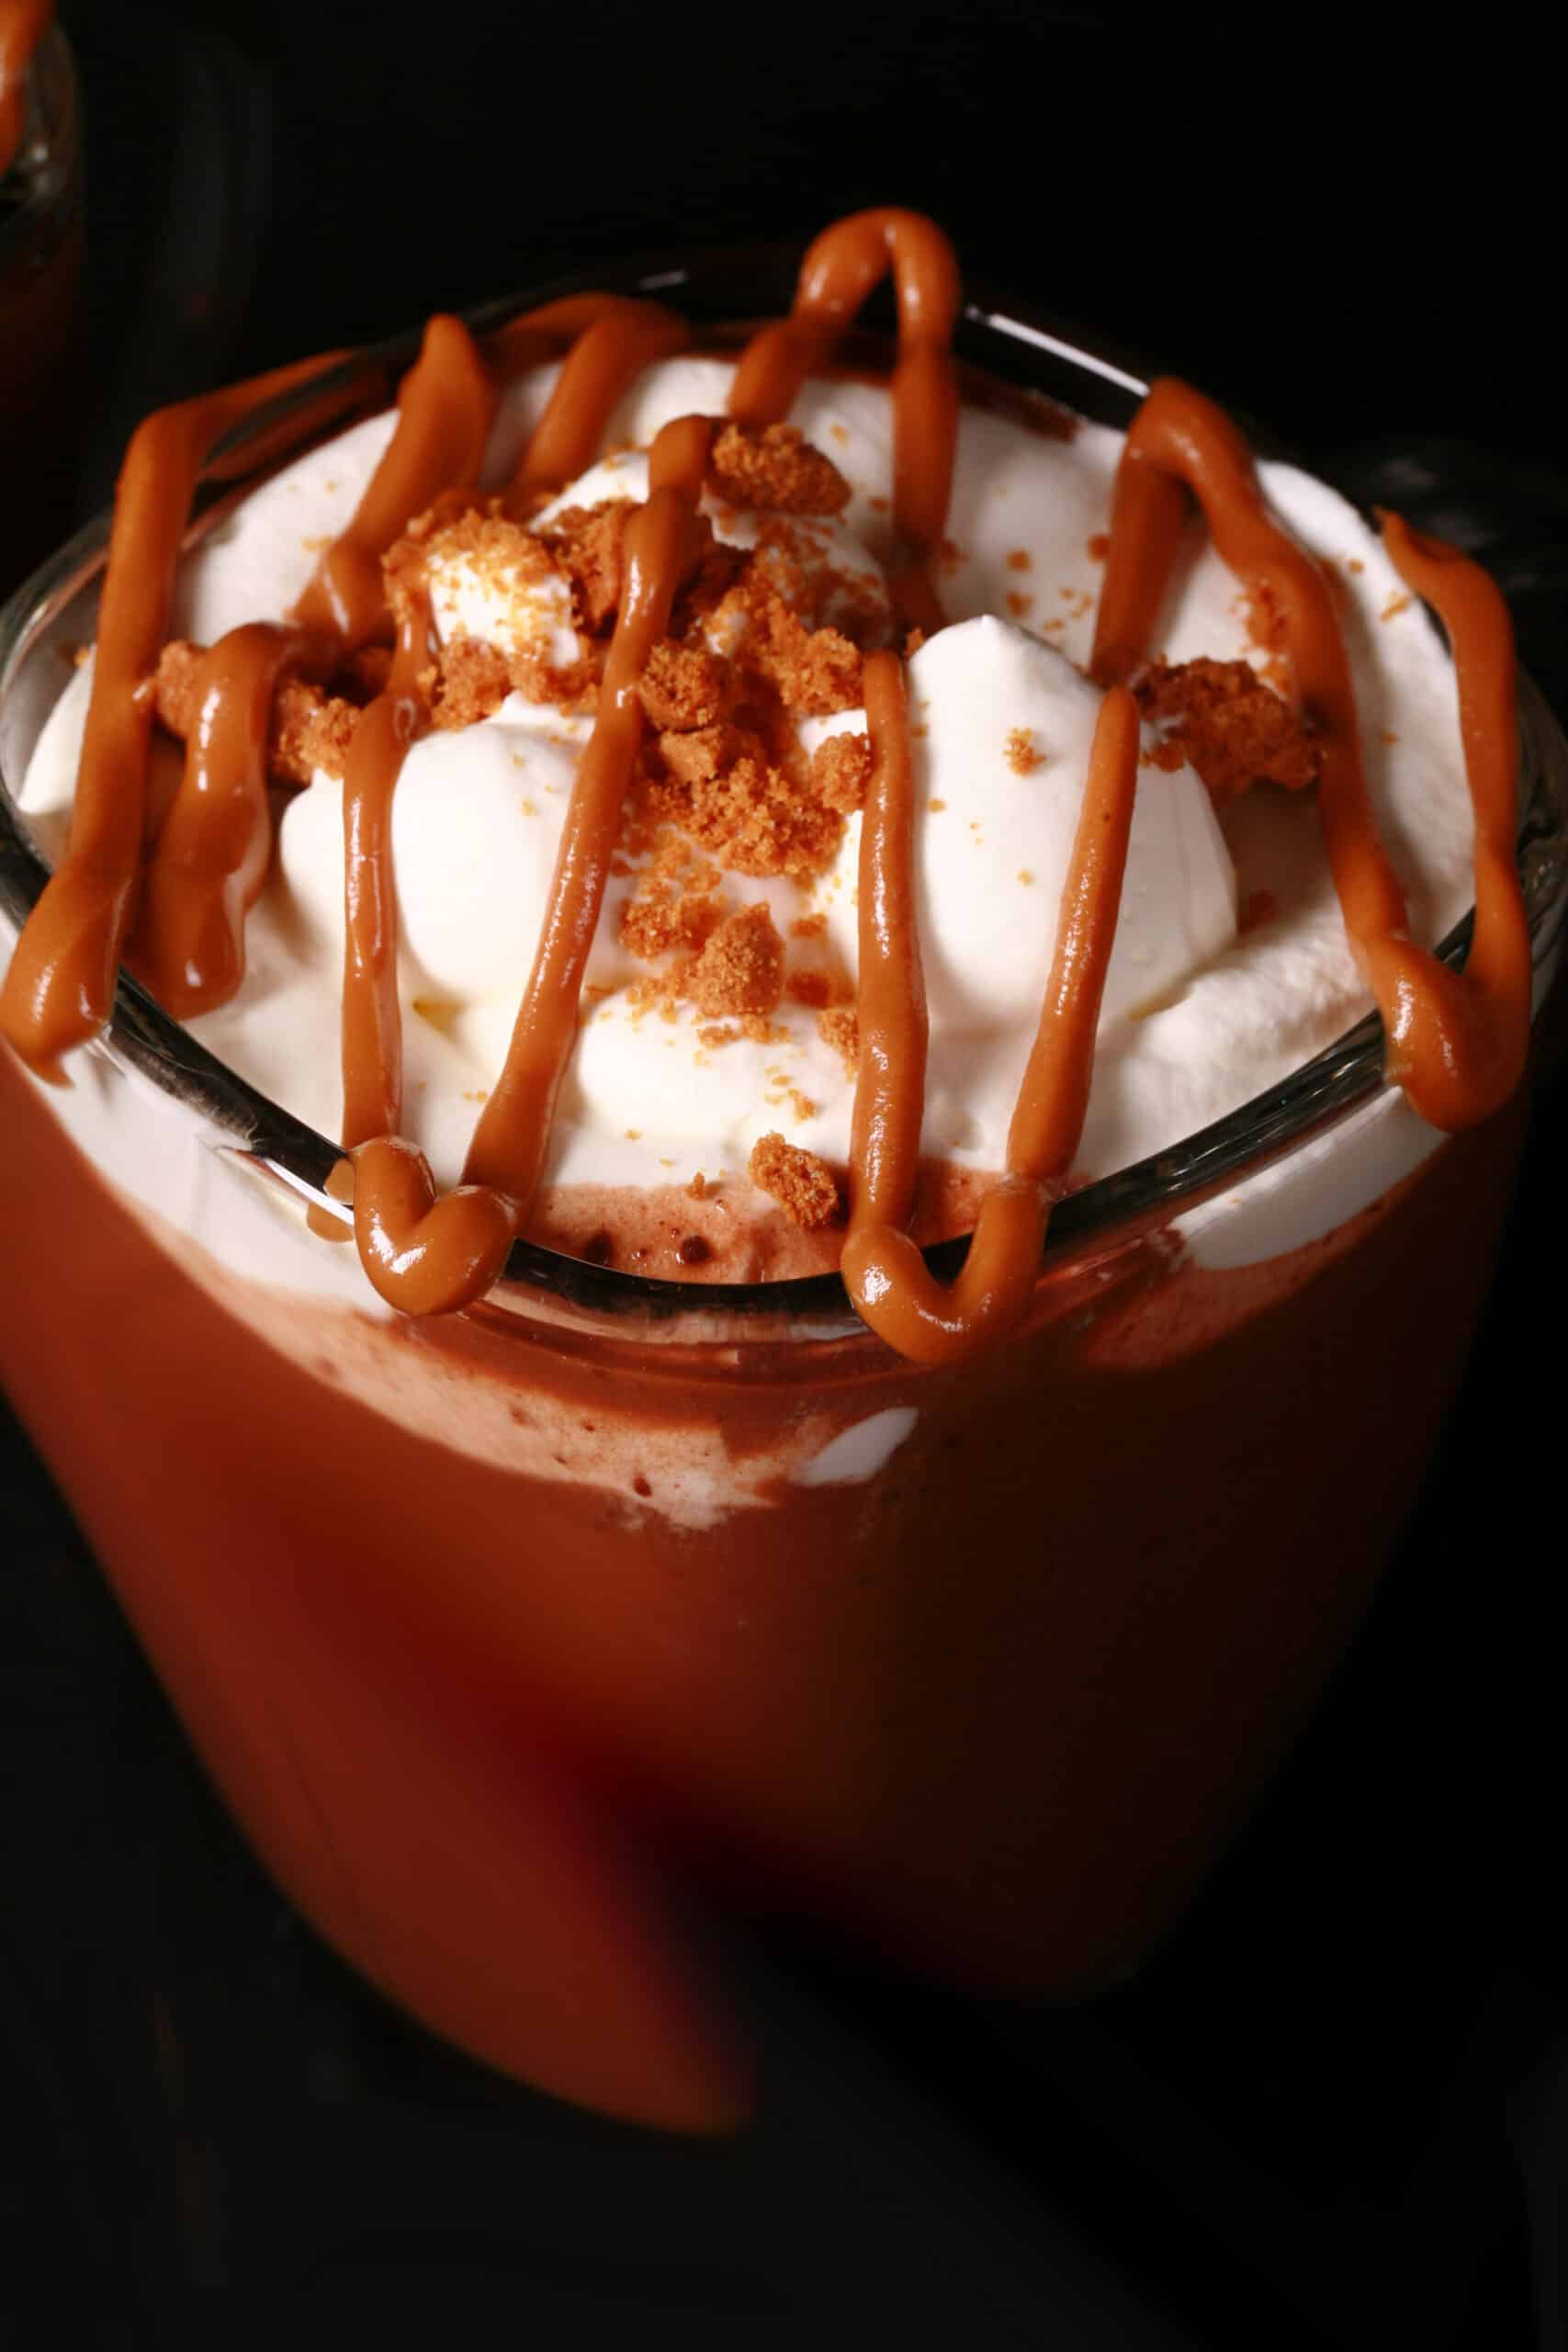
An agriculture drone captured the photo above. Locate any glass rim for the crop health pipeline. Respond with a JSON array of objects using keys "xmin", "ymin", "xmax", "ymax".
[{"xmin": 1, "ymin": 243, "xmax": 1565, "ymax": 1327}]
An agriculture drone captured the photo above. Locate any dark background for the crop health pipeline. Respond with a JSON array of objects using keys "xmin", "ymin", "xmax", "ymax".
[
  {"xmin": 4, "ymin": 3, "xmax": 1566, "ymax": 2344},
  {"xmin": 54, "ymin": 0, "xmax": 1568, "ymax": 462}
]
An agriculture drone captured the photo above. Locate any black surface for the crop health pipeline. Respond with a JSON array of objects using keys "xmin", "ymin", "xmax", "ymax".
[
  {"xmin": 44, "ymin": 2, "xmax": 1567, "ymax": 495},
  {"xmin": 5, "ymin": 5, "xmax": 1567, "ymax": 2342}
]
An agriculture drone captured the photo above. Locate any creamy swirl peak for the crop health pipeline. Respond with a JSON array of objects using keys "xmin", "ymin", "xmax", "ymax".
[{"xmin": 0, "ymin": 208, "xmax": 1530, "ymax": 1362}]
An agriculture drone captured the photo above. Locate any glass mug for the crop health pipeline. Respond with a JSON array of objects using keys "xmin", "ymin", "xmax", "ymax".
[{"xmin": 2, "ymin": 254, "xmax": 1564, "ymax": 2132}]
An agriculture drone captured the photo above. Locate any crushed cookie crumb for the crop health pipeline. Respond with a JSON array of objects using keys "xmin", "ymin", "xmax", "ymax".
[
  {"xmin": 153, "ymin": 640, "xmax": 357, "ymax": 786},
  {"xmin": 1381, "ymin": 592, "xmax": 1412, "ymax": 622},
  {"xmin": 383, "ymin": 495, "xmax": 597, "ymax": 713},
  {"xmin": 687, "ymin": 1170, "xmax": 708, "ymax": 1199},
  {"xmin": 818, "ymin": 1005, "xmax": 859, "ymax": 1074},
  {"xmin": 686, "ymin": 904, "xmax": 785, "ymax": 1017},
  {"xmin": 707, "ymin": 421, "xmax": 852, "ymax": 516},
  {"xmin": 1133, "ymin": 657, "xmax": 1321, "ymax": 808},
  {"xmin": 617, "ymin": 839, "xmax": 722, "ymax": 961},
  {"xmin": 1087, "ymin": 532, "xmax": 1111, "ymax": 561},
  {"xmin": 809, "ymin": 729, "xmax": 872, "ymax": 813},
  {"xmin": 750, "ymin": 599, "xmax": 863, "ymax": 715},
  {"xmin": 1006, "ymin": 548, "xmax": 1032, "ymax": 572},
  {"xmin": 1240, "ymin": 581, "xmax": 1292, "ymax": 693},
  {"xmin": 428, "ymin": 635, "xmax": 513, "ymax": 729},
  {"xmin": 749, "ymin": 1131, "xmax": 841, "ymax": 1228},
  {"xmin": 536, "ymin": 498, "xmax": 634, "ymax": 632},
  {"xmin": 786, "ymin": 967, "xmax": 846, "ymax": 1011},
  {"xmin": 637, "ymin": 639, "xmax": 730, "ymax": 729},
  {"xmin": 643, "ymin": 725, "xmax": 846, "ymax": 882},
  {"xmin": 1004, "ymin": 727, "xmax": 1043, "ymax": 776}
]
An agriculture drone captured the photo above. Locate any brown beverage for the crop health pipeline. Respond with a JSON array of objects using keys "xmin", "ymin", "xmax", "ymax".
[{"xmin": 1, "ymin": 209, "xmax": 1561, "ymax": 2128}]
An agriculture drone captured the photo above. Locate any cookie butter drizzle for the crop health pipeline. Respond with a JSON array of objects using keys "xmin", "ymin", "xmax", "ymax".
[
  {"xmin": 0, "ymin": 212, "xmax": 1531, "ymax": 1360},
  {"xmin": 0, "ymin": 0, "xmax": 50, "ymax": 180},
  {"xmin": 1090, "ymin": 380, "xmax": 1530, "ymax": 1132},
  {"xmin": 845, "ymin": 654, "xmax": 1140, "ymax": 1363},
  {"xmin": 0, "ymin": 348, "xmax": 366, "ymax": 1076}
]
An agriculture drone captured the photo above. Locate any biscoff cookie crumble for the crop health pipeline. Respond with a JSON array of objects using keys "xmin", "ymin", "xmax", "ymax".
[
  {"xmin": 1004, "ymin": 727, "xmax": 1043, "ymax": 776},
  {"xmin": 384, "ymin": 498, "xmax": 598, "ymax": 710},
  {"xmin": 706, "ymin": 421, "xmax": 852, "ymax": 517},
  {"xmin": 1134, "ymin": 656, "xmax": 1321, "ymax": 808},
  {"xmin": 748, "ymin": 1131, "xmax": 842, "ymax": 1227},
  {"xmin": 637, "ymin": 639, "xmax": 731, "ymax": 729},
  {"xmin": 785, "ymin": 968, "xmax": 837, "ymax": 1010},
  {"xmin": 427, "ymin": 636, "xmax": 513, "ymax": 729},
  {"xmin": 817, "ymin": 1006, "xmax": 860, "ymax": 1075},
  {"xmin": 809, "ymin": 730, "xmax": 872, "ymax": 812},
  {"xmin": 686, "ymin": 904, "xmax": 786, "ymax": 1019},
  {"xmin": 535, "ymin": 499, "xmax": 634, "ymax": 630},
  {"xmin": 154, "ymin": 642, "xmax": 358, "ymax": 787}
]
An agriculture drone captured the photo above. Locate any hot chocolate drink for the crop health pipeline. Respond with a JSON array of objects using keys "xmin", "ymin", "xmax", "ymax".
[{"xmin": 0, "ymin": 208, "xmax": 1560, "ymax": 2128}]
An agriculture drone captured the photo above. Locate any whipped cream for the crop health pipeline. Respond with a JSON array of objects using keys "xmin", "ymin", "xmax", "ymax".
[{"xmin": 17, "ymin": 355, "xmax": 1475, "ymax": 1216}]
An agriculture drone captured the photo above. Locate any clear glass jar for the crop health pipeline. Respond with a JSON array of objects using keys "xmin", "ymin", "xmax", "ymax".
[{"xmin": 2, "ymin": 252, "xmax": 1564, "ymax": 2132}]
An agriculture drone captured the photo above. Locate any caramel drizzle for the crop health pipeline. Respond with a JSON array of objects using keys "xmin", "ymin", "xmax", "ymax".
[
  {"xmin": 728, "ymin": 206, "xmax": 960, "ymax": 634},
  {"xmin": 841, "ymin": 654, "xmax": 1141, "ymax": 1363},
  {"xmin": 339, "ymin": 596, "xmax": 434, "ymax": 1152},
  {"xmin": 1090, "ymin": 378, "xmax": 1530, "ymax": 1131},
  {"xmin": 0, "ymin": 349, "xmax": 360, "ymax": 1078},
  {"xmin": 506, "ymin": 300, "xmax": 690, "ymax": 504},
  {"xmin": 129, "ymin": 622, "xmax": 326, "ymax": 1019},
  {"xmin": 295, "ymin": 313, "xmax": 498, "ymax": 648},
  {"xmin": 0, "ymin": 0, "xmax": 49, "ymax": 181}
]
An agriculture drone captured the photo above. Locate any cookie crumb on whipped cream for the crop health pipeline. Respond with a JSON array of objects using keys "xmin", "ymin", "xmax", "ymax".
[{"xmin": 749, "ymin": 1131, "xmax": 841, "ymax": 1228}]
